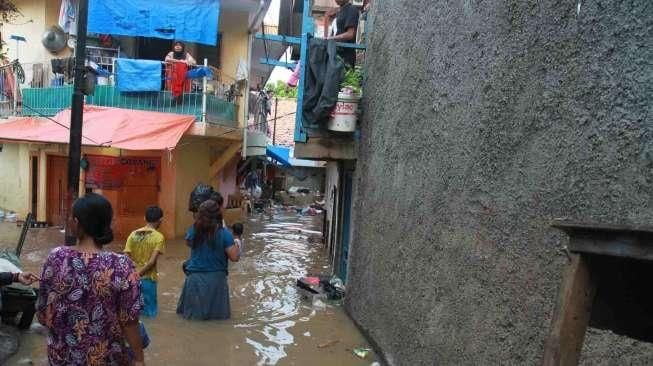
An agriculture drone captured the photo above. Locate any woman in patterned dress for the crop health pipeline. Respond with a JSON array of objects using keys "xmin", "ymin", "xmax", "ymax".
[{"xmin": 36, "ymin": 193, "xmax": 145, "ymax": 366}]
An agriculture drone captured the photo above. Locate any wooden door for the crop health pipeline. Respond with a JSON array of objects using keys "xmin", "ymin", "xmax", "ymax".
[
  {"xmin": 114, "ymin": 162, "xmax": 160, "ymax": 239},
  {"xmin": 46, "ymin": 156, "xmax": 68, "ymax": 226}
]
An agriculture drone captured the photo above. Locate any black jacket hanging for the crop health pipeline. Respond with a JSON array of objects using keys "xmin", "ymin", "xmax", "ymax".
[{"xmin": 302, "ymin": 38, "xmax": 345, "ymax": 130}]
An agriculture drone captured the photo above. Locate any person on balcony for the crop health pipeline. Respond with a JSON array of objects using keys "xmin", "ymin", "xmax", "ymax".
[
  {"xmin": 165, "ymin": 41, "xmax": 196, "ymax": 102},
  {"xmin": 165, "ymin": 41, "xmax": 197, "ymax": 65},
  {"xmin": 325, "ymin": 0, "xmax": 360, "ymax": 68}
]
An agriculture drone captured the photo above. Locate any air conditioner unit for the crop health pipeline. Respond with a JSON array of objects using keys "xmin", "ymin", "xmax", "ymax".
[{"xmin": 352, "ymin": 0, "xmax": 363, "ymax": 6}]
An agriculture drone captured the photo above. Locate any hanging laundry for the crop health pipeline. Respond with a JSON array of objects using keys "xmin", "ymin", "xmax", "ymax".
[
  {"xmin": 116, "ymin": 59, "xmax": 162, "ymax": 92},
  {"xmin": 58, "ymin": 0, "xmax": 78, "ymax": 35},
  {"xmin": 303, "ymin": 39, "xmax": 345, "ymax": 129},
  {"xmin": 0, "ymin": 62, "xmax": 22, "ymax": 107},
  {"xmin": 167, "ymin": 62, "xmax": 190, "ymax": 98},
  {"xmin": 287, "ymin": 61, "xmax": 301, "ymax": 87},
  {"xmin": 99, "ymin": 34, "xmax": 113, "ymax": 48},
  {"xmin": 186, "ymin": 66, "xmax": 213, "ymax": 80},
  {"xmin": 235, "ymin": 59, "xmax": 248, "ymax": 82},
  {"xmin": 87, "ymin": 61, "xmax": 111, "ymax": 78},
  {"xmin": 50, "ymin": 57, "xmax": 75, "ymax": 84}
]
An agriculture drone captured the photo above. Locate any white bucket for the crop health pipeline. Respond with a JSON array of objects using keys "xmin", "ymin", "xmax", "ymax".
[{"xmin": 328, "ymin": 92, "xmax": 360, "ymax": 132}]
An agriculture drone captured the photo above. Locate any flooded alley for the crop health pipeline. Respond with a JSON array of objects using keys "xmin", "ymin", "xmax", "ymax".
[{"xmin": 1, "ymin": 211, "xmax": 377, "ymax": 365}]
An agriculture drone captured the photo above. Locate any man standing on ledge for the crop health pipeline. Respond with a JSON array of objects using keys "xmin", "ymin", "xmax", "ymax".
[{"xmin": 325, "ymin": 0, "xmax": 360, "ymax": 68}]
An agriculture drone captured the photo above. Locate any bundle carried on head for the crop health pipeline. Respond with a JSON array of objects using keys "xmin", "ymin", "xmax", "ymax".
[{"xmin": 188, "ymin": 183, "xmax": 223, "ymax": 212}]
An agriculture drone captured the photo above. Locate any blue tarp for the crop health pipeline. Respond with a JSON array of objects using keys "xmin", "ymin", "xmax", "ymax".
[
  {"xmin": 115, "ymin": 59, "xmax": 162, "ymax": 92},
  {"xmin": 266, "ymin": 145, "xmax": 292, "ymax": 167},
  {"xmin": 186, "ymin": 66, "xmax": 214, "ymax": 80},
  {"xmin": 88, "ymin": 0, "xmax": 220, "ymax": 46}
]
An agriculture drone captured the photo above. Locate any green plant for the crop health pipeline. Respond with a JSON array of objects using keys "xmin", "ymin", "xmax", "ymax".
[
  {"xmin": 266, "ymin": 80, "xmax": 298, "ymax": 99},
  {"xmin": 341, "ymin": 66, "xmax": 363, "ymax": 95}
]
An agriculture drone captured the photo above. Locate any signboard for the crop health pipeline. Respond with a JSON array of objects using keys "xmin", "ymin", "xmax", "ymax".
[{"xmin": 85, "ymin": 155, "xmax": 160, "ymax": 190}]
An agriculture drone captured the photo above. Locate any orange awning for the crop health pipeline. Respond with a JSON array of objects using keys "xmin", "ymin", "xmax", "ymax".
[{"xmin": 0, "ymin": 106, "xmax": 195, "ymax": 150}]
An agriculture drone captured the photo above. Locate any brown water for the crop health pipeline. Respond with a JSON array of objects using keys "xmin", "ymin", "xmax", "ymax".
[{"xmin": 0, "ymin": 212, "xmax": 377, "ymax": 365}]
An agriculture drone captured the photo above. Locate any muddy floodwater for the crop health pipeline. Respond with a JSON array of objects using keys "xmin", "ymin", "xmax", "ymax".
[{"xmin": 0, "ymin": 212, "xmax": 377, "ymax": 365}]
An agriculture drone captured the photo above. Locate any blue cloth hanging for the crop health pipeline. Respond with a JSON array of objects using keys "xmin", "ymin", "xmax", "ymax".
[
  {"xmin": 116, "ymin": 59, "xmax": 161, "ymax": 92},
  {"xmin": 88, "ymin": 0, "xmax": 220, "ymax": 46},
  {"xmin": 186, "ymin": 66, "xmax": 213, "ymax": 80}
]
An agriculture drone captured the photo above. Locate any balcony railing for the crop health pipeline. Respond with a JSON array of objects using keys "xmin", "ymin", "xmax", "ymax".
[
  {"xmin": 256, "ymin": 0, "xmax": 367, "ymax": 144},
  {"xmin": 0, "ymin": 59, "xmax": 238, "ymax": 125}
]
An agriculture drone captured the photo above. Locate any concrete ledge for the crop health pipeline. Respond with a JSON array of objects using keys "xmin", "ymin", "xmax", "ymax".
[
  {"xmin": 187, "ymin": 122, "xmax": 242, "ymax": 141},
  {"xmin": 294, "ymin": 137, "xmax": 357, "ymax": 161}
]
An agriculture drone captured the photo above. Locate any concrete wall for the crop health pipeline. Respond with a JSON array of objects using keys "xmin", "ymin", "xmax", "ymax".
[
  {"xmin": 0, "ymin": 143, "xmax": 29, "ymax": 215},
  {"xmin": 279, "ymin": 166, "xmax": 324, "ymax": 193},
  {"xmin": 220, "ymin": 9, "xmax": 250, "ymax": 126},
  {"xmin": 346, "ymin": 1, "xmax": 653, "ymax": 365},
  {"xmin": 0, "ymin": 139, "xmax": 237, "ymax": 240},
  {"xmin": 216, "ymin": 155, "xmax": 239, "ymax": 204},
  {"xmin": 174, "ymin": 139, "xmax": 212, "ymax": 236}
]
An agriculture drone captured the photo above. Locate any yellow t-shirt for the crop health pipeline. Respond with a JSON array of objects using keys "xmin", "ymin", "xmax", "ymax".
[{"xmin": 124, "ymin": 226, "xmax": 165, "ymax": 281}]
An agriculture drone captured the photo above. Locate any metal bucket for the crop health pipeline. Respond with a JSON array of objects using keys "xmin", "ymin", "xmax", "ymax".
[{"xmin": 328, "ymin": 92, "xmax": 360, "ymax": 132}]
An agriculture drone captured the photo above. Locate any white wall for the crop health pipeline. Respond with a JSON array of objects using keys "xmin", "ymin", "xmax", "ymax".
[
  {"xmin": 2, "ymin": 0, "xmax": 70, "ymax": 63},
  {"xmin": 0, "ymin": 142, "xmax": 31, "ymax": 217}
]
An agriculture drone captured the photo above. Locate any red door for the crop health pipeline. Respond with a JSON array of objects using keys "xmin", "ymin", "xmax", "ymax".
[{"xmin": 46, "ymin": 156, "xmax": 68, "ymax": 227}]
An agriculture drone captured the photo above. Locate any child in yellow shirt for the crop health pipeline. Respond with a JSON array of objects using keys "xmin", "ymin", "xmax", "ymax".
[{"xmin": 124, "ymin": 206, "xmax": 165, "ymax": 317}]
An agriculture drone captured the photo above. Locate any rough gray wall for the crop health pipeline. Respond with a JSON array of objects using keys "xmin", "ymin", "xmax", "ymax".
[{"xmin": 346, "ymin": 1, "xmax": 653, "ymax": 365}]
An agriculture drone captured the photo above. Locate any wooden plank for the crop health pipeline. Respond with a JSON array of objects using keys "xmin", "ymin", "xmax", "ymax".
[
  {"xmin": 568, "ymin": 236, "xmax": 653, "ymax": 261},
  {"xmin": 542, "ymin": 254, "xmax": 597, "ymax": 366},
  {"xmin": 552, "ymin": 220, "xmax": 653, "ymax": 236},
  {"xmin": 209, "ymin": 142, "xmax": 242, "ymax": 178}
]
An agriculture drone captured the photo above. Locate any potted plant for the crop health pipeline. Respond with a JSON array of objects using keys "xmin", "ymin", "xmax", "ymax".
[{"xmin": 328, "ymin": 67, "xmax": 363, "ymax": 132}]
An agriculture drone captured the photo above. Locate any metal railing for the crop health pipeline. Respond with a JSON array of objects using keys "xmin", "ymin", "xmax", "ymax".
[{"xmin": 0, "ymin": 58, "xmax": 239, "ymax": 124}]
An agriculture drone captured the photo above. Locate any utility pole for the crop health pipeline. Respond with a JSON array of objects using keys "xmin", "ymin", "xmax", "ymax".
[
  {"xmin": 273, "ymin": 97, "xmax": 278, "ymax": 145},
  {"xmin": 65, "ymin": 0, "xmax": 89, "ymax": 245}
]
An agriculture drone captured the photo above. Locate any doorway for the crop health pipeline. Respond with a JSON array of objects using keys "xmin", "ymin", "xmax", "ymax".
[
  {"xmin": 46, "ymin": 155, "xmax": 68, "ymax": 227},
  {"xmin": 137, "ymin": 37, "xmax": 174, "ymax": 61},
  {"xmin": 30, "ymin": 155, "xmax": 38, "ymax": 219},
  {"xmin": 337, "ymin": 170, "xmax": 354, "ymax": 282}
]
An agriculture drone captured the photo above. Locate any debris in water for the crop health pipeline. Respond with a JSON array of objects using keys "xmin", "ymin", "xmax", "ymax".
[
  {"xmin": 318, "ymin": 339, "xmax": 339, "ymax": 348},
  {"xmin": 370, "ymin": 362, "xmax": 381, "ymax": 366},
  {"xmin": 353, "ymin": 347, "xmax": 371, "ymax": 359},
  {"xmin": 16, "ymin": 359, "xmax": 33, "ymax": 365},
  {"xmin": 303, "ymin": 331, "xmax": 311, "ymax": 337},
  {"xmin": 313, "ymin": 298, "xmax": 327, "ymax": 309}
]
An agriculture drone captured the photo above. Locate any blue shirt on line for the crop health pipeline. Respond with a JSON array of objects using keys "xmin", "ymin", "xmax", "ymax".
[{"xmin": 184, "ymin": 226, "xmax": 234, "ymax": 273}]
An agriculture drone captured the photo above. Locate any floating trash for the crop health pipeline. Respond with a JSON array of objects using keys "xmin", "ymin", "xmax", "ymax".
[
  {"xmin": 317, "ymin": 339, "xmax": 339, "ymax": 348},
  {"xmin": 353, "ymin": 347, "xmax": 371, "ymax": 359}
]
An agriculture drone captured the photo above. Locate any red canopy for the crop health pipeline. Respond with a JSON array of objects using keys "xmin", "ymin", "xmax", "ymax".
[{"xmin": 0, "ymin": 106, "xmax": 195, "ymax": 150}]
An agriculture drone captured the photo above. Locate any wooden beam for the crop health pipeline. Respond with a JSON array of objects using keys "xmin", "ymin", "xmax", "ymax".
[
  {"xmin": 210, "ymin": 142, "xmax": 242, "ymax": 178},
  {"xmin": 542, "ymin": 254, "xmax": 597, "ymax": 366}
]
